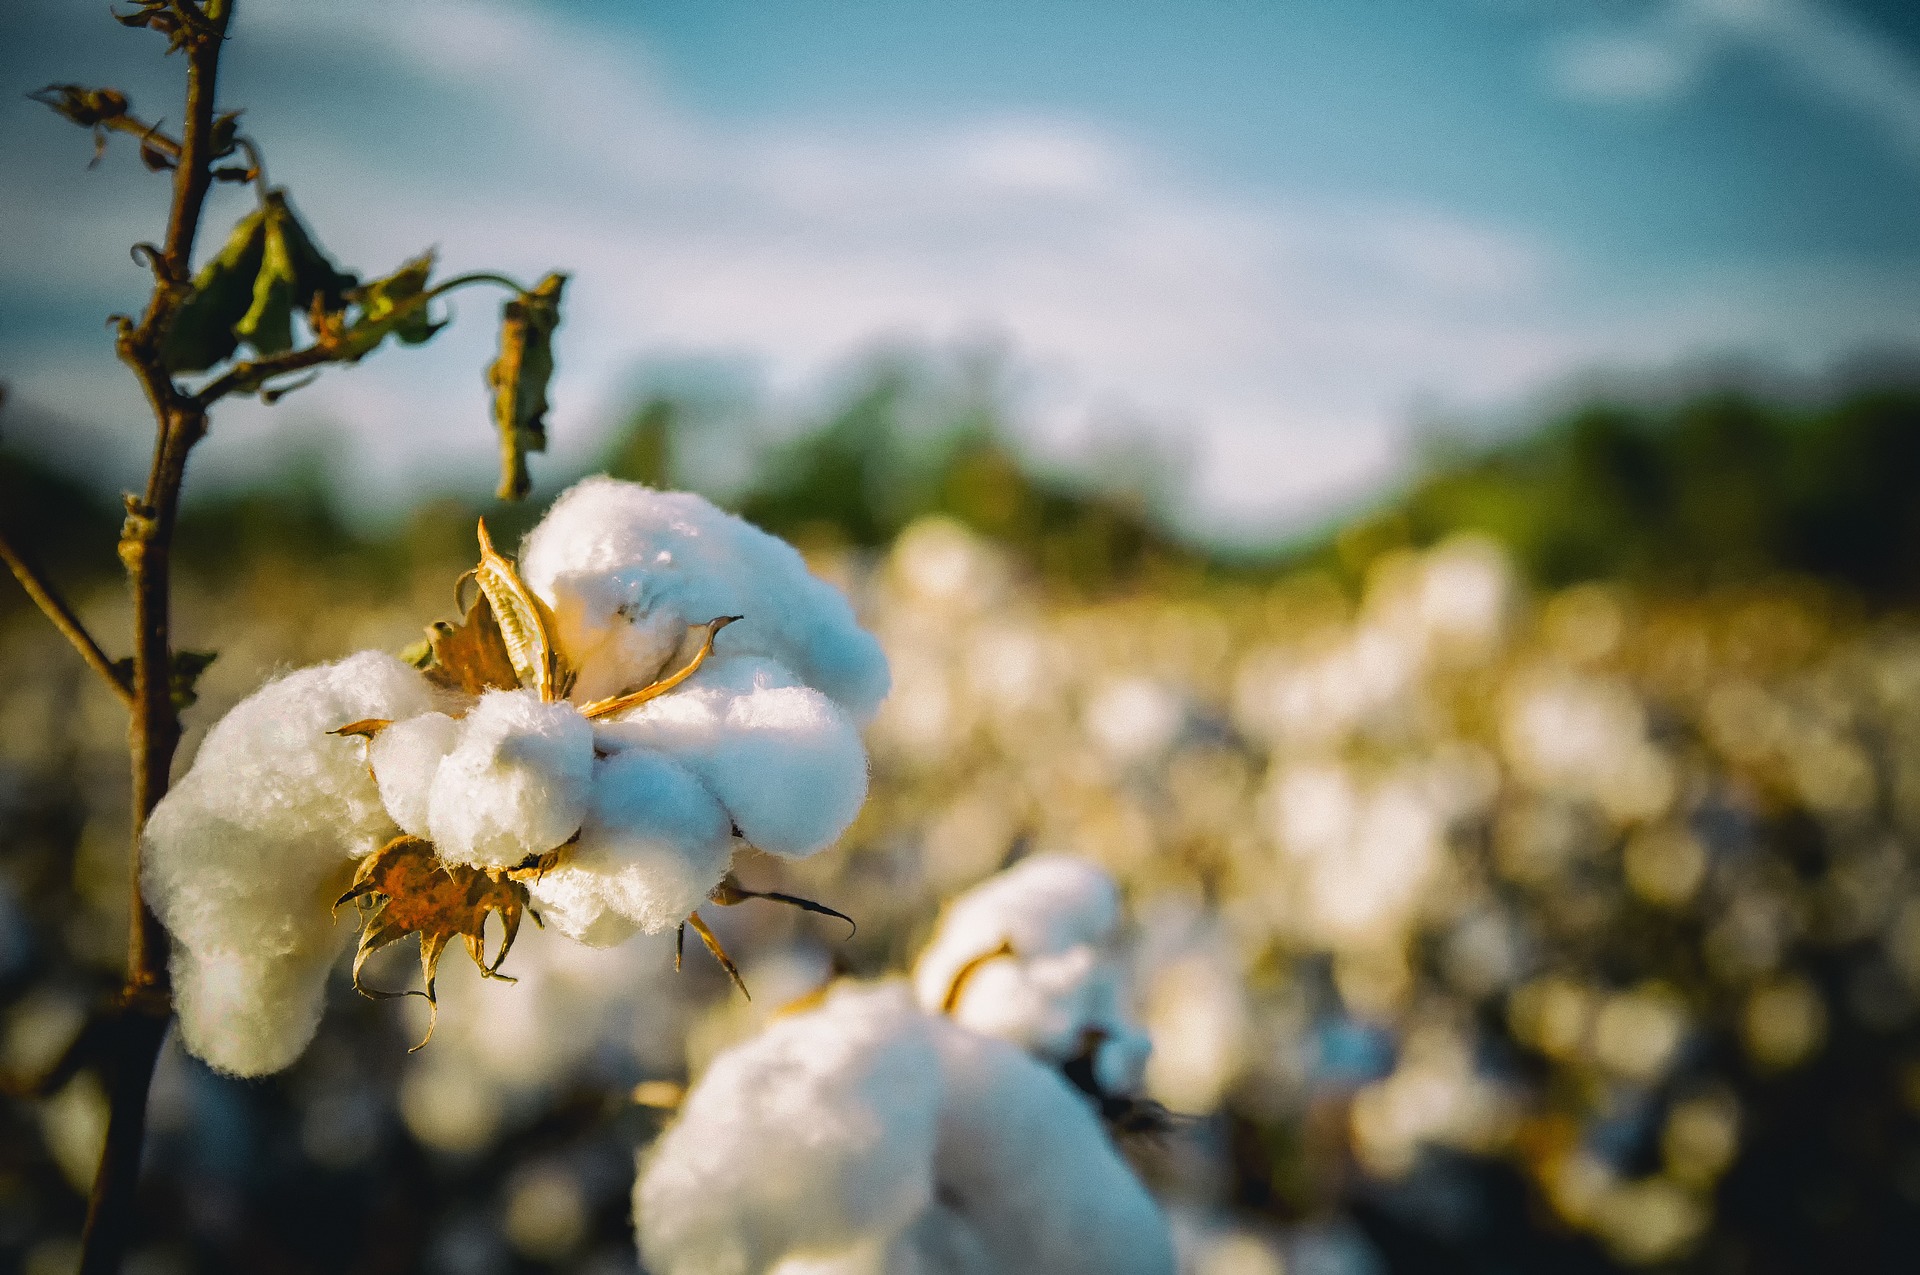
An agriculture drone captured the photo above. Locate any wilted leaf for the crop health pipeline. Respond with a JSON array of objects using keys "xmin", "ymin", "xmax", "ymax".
[
  {"xmin": 28, "ymin": 85, "xmax": 129, "ymax": 127},
  {"xmin": 331, "ymin": 251, "xmax": 443, "ymax": 361},
  {"xmin": 233, "ymin": 201, "xmax": 296, "ymax": 357},
  {"xmin": 161, "ymin": 206, "xmax": 267, "ymax": 373},
  {"xmin": 234, "ymin": 192, "xmax": 357, "ymax": 359},
  {"xmin": 487, "ymin": 273, "xmax": 566, "ymax": 500}
]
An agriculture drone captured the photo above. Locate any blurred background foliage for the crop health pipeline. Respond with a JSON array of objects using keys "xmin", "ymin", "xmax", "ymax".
[{"xmin": 5, "ymin": 364, "xmax": 1920, "ymax": 1274}]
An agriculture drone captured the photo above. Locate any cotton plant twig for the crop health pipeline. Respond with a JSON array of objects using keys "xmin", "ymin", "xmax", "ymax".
[
  {"xmin": 77, "ymin": 6, "xmax": 234, "ymax": 1273},
  {"xmin": 0, "ymin": 527, "xmax": 135, "ymax": 706}
]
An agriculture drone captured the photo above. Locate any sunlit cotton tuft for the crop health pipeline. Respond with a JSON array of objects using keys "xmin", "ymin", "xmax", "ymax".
[
  {"xmin": 914, "ymin": 856, "xmax": 1153, "ymax": 1096},
  {"xmin": 139, "ymin": 481, "xmax": 889, "ymax": 1077},
  {"xmin": 520, "ymin": 476, "xmax": 891, "ymax": 720},
  {"xmin": 636, "ymin": 981, "xmax": 1174, "ymax": 1275},
  {"xmin": 143, "ymin": 651, "xmax": 438, "ymax": 1076}
]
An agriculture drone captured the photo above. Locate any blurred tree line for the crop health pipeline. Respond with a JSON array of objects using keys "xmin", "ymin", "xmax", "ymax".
[{"xmin": 10, "ymin": 369, "xmax": 1920, "ymax": 609}]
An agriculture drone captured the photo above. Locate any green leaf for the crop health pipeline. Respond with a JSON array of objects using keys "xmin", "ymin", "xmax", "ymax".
[
  {"xmin": 234, "ymin": 200, "xmax": 297, "ymax": 357},
  {"xmin": 106, "ymin": 649, "xmax": 218, "ymax": 713},
  {"xmin": 487, "ymin": 273, "xmax": 567, "ymax": 501},
  {"xmin": 234, "ymin": 192, "xmax": 358, "ymax": 359},
  {"xmin": 332, "ymin": 252, "xmax": 443, "ymax": 361},
  {"xmin": 208, "ymin": 109, "xmax": 244, "ymax": 160},
  {"xmin": 169, "ymin": 650, "xmax": 218, "ymax": 713},
  {"xmin": 161, "ymin": 206, "xmax": 267, "ymax": 373},
  {"xmin": 277, "ymin": 195, "xmax": 358, "ymax": 315}
]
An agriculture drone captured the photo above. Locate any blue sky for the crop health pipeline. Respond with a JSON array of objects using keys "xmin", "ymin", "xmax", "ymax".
[{"xmin": 4, "ymin": 0, "xmax": 1918, "ymax": 538}]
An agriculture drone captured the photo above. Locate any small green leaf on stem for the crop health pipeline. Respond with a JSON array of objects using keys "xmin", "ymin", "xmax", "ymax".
[
  {"xmin": 208, "ymin": 109, "xmax": 243, "ymax": 160},
  {"xmin": 487, "ymin": 273, "xmax": 567, "ymax": 501},
  {"xmin": 107, "ymin": 649, "xmax": 217, "ymax": 712},
  {"xmin": 234, "ymin": 192, "xmax": 358, "ymax": 360},
  {"xmin": 168, "ymin": 650, "xmax": 218, "ymax": 712},
  {"xmin": 330, "ymin": 252, "xmax": 444, "ymax": 360},
  {"xmin": 161, "ymin": 206, "xmax": 267, "ymax": 373}
]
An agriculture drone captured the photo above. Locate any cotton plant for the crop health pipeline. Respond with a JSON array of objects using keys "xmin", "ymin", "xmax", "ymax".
[
  {"xmin": 635, "ymin": 980, "xmax": 1176, "ymax": 1275},
  {"xmin": 144, "ymin": 477, "xmax": 888, "ymax": 1077},
  {"xmin": 912, "ymin": 855, "xmax": 1156, "ymax": 1120}
]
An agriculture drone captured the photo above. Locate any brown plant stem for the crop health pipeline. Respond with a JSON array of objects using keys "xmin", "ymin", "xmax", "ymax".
[
  {"xmin": 0, "ymin": 529, "xmax": 134, "ymax": 706},
  {"xmin": 78, "ymin": 4, "xmax": 232, "ymax": 1272}
]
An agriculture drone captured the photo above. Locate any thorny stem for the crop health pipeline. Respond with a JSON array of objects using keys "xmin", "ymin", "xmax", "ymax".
[
  {"xmin": 74, "ymin": 4, "xmax": 233, "ymax": 1272},
  {"xmin": 0, "ymin": 528, "xmax": 135, "ymax": 706}
]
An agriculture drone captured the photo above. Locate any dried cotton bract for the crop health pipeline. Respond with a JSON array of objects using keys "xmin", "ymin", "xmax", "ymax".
[
  {"xmin": 143, "ymin": 479, "xmax": 887, "ymax": 1076},
  {"xmin": 636, "ymin": 981, "xmax": 1175, "ymax": 1275}
]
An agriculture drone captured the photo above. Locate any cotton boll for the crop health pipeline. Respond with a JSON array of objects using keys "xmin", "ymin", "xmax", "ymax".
[
  {"xmin": 638, "ymin": 982, "xmax": 1174, "ymax": 1275},
  {"xmin": 143, "ymin": 650, "xmax": 437, "ymax": 1075},
  {"xmin": 528, "ymin": 748, "xmax": 734, "ymax": 941},
  {"xmin": 519, "ymin": 477, "xmax": 891, "ymax": 722},
  {"xmin": 637, "ymin": 982, "xmax": 944, "ymax": 1275},
  {"xmin": 370, "ymin": 711, "xmax": 459, "ymax": 837},
  {"xmin": 427, "ymin": 690, "xmax": 594, "ymax": 868},
  {"xmin": 918, "ymin": 1023, "xmax": 1175, "ymax": 1275},
  {"xmin": 913, "ymin": 857, "xmax": 1149, "ymax": 1084},
  {"xmin": 938, "ymin": 947, "xmax": 1102, "ymax": 1061},
  {"xmin": 595, "ymin": 655, "xmax": 869, "ymax": 860}
]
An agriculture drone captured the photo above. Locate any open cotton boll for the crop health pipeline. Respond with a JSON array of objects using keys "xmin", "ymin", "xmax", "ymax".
[
  {"xmin": 528, "ymin": 748, "xmax": 735, "ymax": 942},
  {"xmin": 518, "ymin": 477, "xmax": 891, "ymax": 722},
  {"xmin": 913, "ymin": 857, "xmax": 1149, "ymax": 1082},
  {"xmin": 426, "ymin": 689, "xmax": 594, "ymax": 868},
  {"xmin": 594, "ymin": 655, "xmax": 868, "ymax": 860},
  {"xmin": 143, "ymin": 650, "xmax": 437, "ymax": 1075},
  {"xmin": 637, "ymin": 982, "xmax": 945, "ymax": 1275},
  {"xmin": 913, "ymin": 1019, "xmax": 1175, "ymax": 1275},
  {"xmin": 369, "ymin": 710, "xmax": 459, "ymax": 838},
  {"xmin": 637, "ymin": 981, "xmax": 1174, "ymax": 1275}
]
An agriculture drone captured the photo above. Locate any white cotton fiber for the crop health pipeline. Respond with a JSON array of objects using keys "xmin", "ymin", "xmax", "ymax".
[
  {"xmin": 912, "ymin": 1021, "xmax": 1174, "ymax": 1275},
  {"xmin": 637, "ymin": 982, "xmax": 945, "ymax": 1275},
  {"xmin": 912, "ymin": 856, "xmax": 1148, "ymax": 1081},
  {"xmin": 425, "ymin": 689, "xmax": 594, "ymax": 868},
  {"xmin": 369, "ymin": 710, "xmax": 459, "ymax": 837},
  {"xmin": 143, "ymin": 650, "xmax": 437, "ymax": 1076},
  {"xmin": 518, "ymin": 477, "xmax": 891, "ymax": 722},
  {"xmin": 594, "ymin": 655, "xmax": 869, "ymax": 860},
  {"xmin": 528, "ymin": 747, "xmax": 734, "ymax": 942},
  {"xmin": 636, "ymin": 981, "xmax": 1175, "ymax": 1275}
]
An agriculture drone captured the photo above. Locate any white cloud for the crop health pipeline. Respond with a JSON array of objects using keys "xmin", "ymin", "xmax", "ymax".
[
  {"xmin": 1546, "ymin": 0, "xmax": 1920, "ymax": 167},
  {"xmin": 6, "ymin": 0, "xmax": 1918, "ymax": 540}
]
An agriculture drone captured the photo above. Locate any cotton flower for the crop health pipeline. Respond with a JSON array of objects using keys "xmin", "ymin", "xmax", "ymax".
[
  {"xmin": 913, "ymin": 856, "xmax": 1154, "ymax": 1099},
  {"xmin": 636, "ymin": 981, "xmax": 1175, "ymax": 1275},
  {"xmin": 143, "ymin": 480, "xmax": 888, "ymax": 1075}
]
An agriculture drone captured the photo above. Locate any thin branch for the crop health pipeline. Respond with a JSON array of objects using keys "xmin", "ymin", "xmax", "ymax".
[
  {"xmin": 102, "ymin": 113, "xmax": 182, "ymax": 162},
  {"xmin": 81, "ymin": 4, "xmax": 232, "ymax": 1272},
  {"xmin": 0, "ymin": 527, "xmax": 134, "ymax": 706},
  {"xmin": 189, "ymin": 341, "xmax": 332, "ymax": 408}
]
